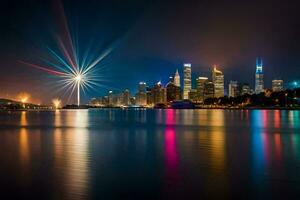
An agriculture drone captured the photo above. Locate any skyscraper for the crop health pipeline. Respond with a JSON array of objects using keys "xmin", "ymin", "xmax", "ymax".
[
  {"xmin": 136, "ymin": 82, "xmax": 147, "ymax": 106},
  {"xmin": 241, "ymin": 83, "xmax": 251, "ymax": 95},
  {"xmin": 151, "ymin": 82, "xmax": 167, "ymax": 104},
  {"xmin": 228, "ymin": 80, "xmax": 238, "ymax": 97},
  {"xmin": 255, "ymin": 58, "xmax": 264, "ymax": 94},
  {"xmin": 174, "ymin": 69, "xmax": 180, "ymax": 87},
  {"xmin": 183, "ymin": 63, "xmax": 191, "ymax": 99},
  {"xmin": 122, "ymin": 89, "xmax": 131, "ymax": 106},
  {"xmin": 196, "ymin": 77, "xmax": 208, "ymax": 103},
  {"xmin": 138, "ymin": 82, "xmax": 146, "ymax": 92},
  {"xmin": 166, "ymin": 82, "xmax": 181, "ymax": 103},
  {"xmin": 212, "ymin": 65, "xmax": 224, "ymax": 98},
  {"xmin": 204, "ymin": 80, "xmax": 214, "ymax": 100},
  {"xmin": 272, "ymin": 79, "xmax": 284, "ymax": 92}
]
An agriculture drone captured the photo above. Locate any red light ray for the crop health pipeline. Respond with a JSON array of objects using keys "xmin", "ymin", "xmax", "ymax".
[{"xmin": 19, "ymin": 61, "xmax": 68, "ymax": 76}]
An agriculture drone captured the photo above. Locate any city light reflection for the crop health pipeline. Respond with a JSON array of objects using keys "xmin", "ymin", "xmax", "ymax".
[
  {"xmin": 251, "ymin": 110, "xmax": 267, "ymax": 181},
  {"xmin": 209, "ymin": 110, "xmax": 225, "ymax": 171},
  {"xmin": 53, "ymin": 110, "xmax": 90, "ymax": 199},
  {"xmin": 164, "ymin": 109, "xmax": 179, "ymax": 193}
]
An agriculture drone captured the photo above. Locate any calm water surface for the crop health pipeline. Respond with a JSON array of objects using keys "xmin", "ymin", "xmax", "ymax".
[{"xmin": 0, "ymin": 109, "xmax": 300, "ymax": 199}]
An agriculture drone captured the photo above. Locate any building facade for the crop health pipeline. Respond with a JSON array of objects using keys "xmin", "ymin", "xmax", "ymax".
[
  {"xmin": 122, "ymin": 90, "xmax": 131, "ymax": 106},
  {"xmin": 255, "ymin": 58, "xmax": 264, "ymax": 94},
  {"xmin": 188, "ymin": 89, "xmax": 198, "ymax": 102},
  {"xmin": 183, "ymin": 63, "xmax": 192, "ymax": 99},
  {"xmin": 138, "ymin": 82, "xmax": 146, "ymax": 93},
  {"xmin": 272, "ymin": 79, "xmax": 284, "ymax": 92},
  {"xmin": 228, "ymin": 80, "xmax": 238, "ymax": 97},
  {"xmin": 204, "ymin": 80, "xmax": 215, "ymax": 100},
  {"xmin": 151, "ymin": 82, "xmax": 167, "ymax": 105},
  {"xmin": 174, "ymin": 69, "xmax": 180, "ymax": 87},
  {"xmin": 196, "ymin": 77, "xmax": 208, "ymax": 103},
  {"xmin": 240, "ymin": 83, "xmax": 251, "ymax": 95},
  {"xmin": 166, "ymin": 82, "xmax": 181, "ymax": 103},
  {"xmin": 212, "ymin": 66, "xmax": 224, "ymax": 98}
]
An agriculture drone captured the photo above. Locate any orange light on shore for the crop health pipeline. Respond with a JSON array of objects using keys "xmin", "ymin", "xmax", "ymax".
[
  {"xmin": 21, "ymin": 97, "xmax": 28, "ymax": 103},
  {"xmin": 52, "ymin": 98, "xmax": 62, "ymax": 109},
  {"xmin": 17, "ymin": 92, "xmax": 30, "ymax": 104}
]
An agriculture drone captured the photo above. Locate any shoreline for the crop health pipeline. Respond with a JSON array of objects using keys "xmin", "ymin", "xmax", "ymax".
[{"xmin": 1, "ymin": 107, "xmax": 300, "ymax": 111}]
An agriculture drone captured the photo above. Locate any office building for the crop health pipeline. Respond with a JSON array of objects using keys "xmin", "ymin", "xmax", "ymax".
[
  {"xmin": 272, "ymin": 79, "xmax": 284, "ymax": 92},
  {"xmin": 212, "ymin": 65, "xmax": 224, "ymax": 98},
  {"xmin": 229, "ymin": 81, "xmax": 238, "ymax": 97},
  {"xmin": 196, "ymin": 77, "xmax": 208, "ymax": 103},
  {"xmin": 174, "ymin": 69, "xmax": 180, "ymax": 87},
  {"xmin": 166, "ymin": 82, "xmax": 181, "ymax": 102},
  {"xmin": 151, "ymin": 82, "xmax": 167, "ymax": 105},
  {"xmin": 183, "ymin": 63, "xmax": 192, "ymax": 99},
  {"xmin": 122, "ymin": 89, "xmax": 131, "ymax": 106},
  {"xmin": 240, "ymin": 83, "xmax": 251, "ymax": 95},
  {"xmin": 136, "ymin": 82, "xmax": 147, "ymax": 106},
  {"xmin": 188, "ymin": 89, "xmax": 198, "ymax": 102},
  {"xmin": 255, "ymin": 58, "xmax": 264, "ymax": 93},
  {"xmin": 204, "ymin": 80, "xmax": 214, "ymax": 100}
]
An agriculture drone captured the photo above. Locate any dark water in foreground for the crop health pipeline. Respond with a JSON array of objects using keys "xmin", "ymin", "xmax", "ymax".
[{"xmin": 0, "ymin": 109, "xmax": 300, "ymax": 199}]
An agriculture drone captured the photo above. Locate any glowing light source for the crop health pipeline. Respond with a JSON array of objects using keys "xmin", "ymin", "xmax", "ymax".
[
  {"xmin": 18, "ymin": 92, "xmax": 30, "ymax": 104},
  {"xmin": 52, "ymin": 98, "xmax": 62, "ymax": 109},
  {"xmin": 75, "ymin": 74, "xmax": 82, "ymax": 82},
  {"xmin": 294, "ymin": 81, "xmax": 298, "ymax": 86},
  {"xmin": 21, "ymin": 97, "xmax": 28, "ymax": 104}
]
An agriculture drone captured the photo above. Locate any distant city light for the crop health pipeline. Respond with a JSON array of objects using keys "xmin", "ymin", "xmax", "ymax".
[
  {"xmin": 184, "ymin": 63, "xmax": 191, "ymax": 67},
  {"xmin": 21, "ymin": 97, "xmax": 28, "ymax": 103},
  {"xmin": 52, "ymin": 98, "xmax": 61, "ymax": 109},
  {"xmin": 17, "ymin": 92, "xmax": 30, "ymax": 104},
  {"xmin": 294, "ymin": 81, "xmax": 298, "ymax": 86}
]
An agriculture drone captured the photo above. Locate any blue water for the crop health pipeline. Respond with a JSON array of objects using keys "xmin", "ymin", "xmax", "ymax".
[{"xmin": 0, "ymin": 109, "xmax": 300, "ymax": 199}]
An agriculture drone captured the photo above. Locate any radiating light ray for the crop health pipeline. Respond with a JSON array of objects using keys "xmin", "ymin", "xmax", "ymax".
[
  {"xmin": 19, "ymin": 61, "xmax": 68, "ymax": 76},
  {"xmin": 81, "ymin": 39, "xmax": 95, "ymax": 69},
  {"xmin": 47, "ymin": 47, "xmax": 76, "ymax": 73},
  {"xmin": 82, "ymin": 47, "xmax": 113, "ymax": 74},
  {"xmin": 56, "ymin": 35, "xmax": 77, "ymax": 70},
  {"xmin": 38, "ymin": 57, "xmax": 71, "ymax": 75}
]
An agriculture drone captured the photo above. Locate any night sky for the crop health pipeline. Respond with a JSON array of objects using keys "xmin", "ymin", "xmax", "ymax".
[{"xmin": 1, "ymin": 0, "xmax": 300, "ymax": 104}]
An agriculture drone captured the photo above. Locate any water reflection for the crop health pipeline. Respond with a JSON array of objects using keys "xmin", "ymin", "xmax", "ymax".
[
  {"xmin": 19, "ymin": 111, "xmax": 29, "ymax": 166},
  {"xmin": 53, "ymin": 110, "xmax": 90, "ymax": 199},
  {"xmin": 164, "ymin": 109, "xmax": 179, "ymax": 198},
  {"xmin": 209, "ymin": 110, "xmax": 226, "ymax": 171},
  {"xmin": 164, "ymin": 110, "xmax": 179, "ymax": 179},
  {"xmin": 1, "ymin": 109, "xmax": 300, "ymax": 199},
  {"xmin": 251, "ymin": 110, "xmax": 268, "ymax": 179}
]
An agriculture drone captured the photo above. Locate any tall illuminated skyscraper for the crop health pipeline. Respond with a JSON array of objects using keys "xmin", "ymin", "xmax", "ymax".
[
  {"xmin": 138, "ymin": 82, "xmax": 146, "ymax": 92},
  {"xmin": 196, "ymin": 77, "xmax": 208, "ymax": 102},
  {"xmin": 183, "ymin": 63, "xmax": 191, "ymax": 99},
  {"xmin": 212, "ymin": 65, "xmax": 224, "ymax": 98},
  {"xmin": 136, "ymin": 82, "xmax": 147, "ymax": 106},
  {"xmin": 255, "ymin": 58, "xmax": 264, "ymax": 94},
  {"xmin": 174, "ymin": 69, "xmax": 180, "ymax": 87},
  {"xmin": 228, "ymin": 80, "xmax": 238, "ymax": 97}
]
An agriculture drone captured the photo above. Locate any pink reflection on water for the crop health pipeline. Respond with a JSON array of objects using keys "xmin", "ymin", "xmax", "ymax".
[
  {"xmin": 164, "ymin": 109, "xmax": 179, "ymax": 194},
  {"xmin": 262, "ymin": 110, "xmax": 268, "ymax": 128},
  {"xmin": 165, "ymin": 128, "xmax": 178, "ymax": 170}
]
